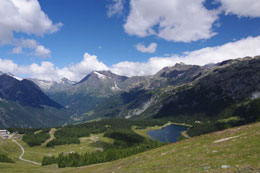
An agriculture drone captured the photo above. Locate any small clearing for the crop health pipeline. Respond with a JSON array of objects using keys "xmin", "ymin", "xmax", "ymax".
[{"xmin": 42, "ymin": 128, "xmax": 56, "ymax": 146}]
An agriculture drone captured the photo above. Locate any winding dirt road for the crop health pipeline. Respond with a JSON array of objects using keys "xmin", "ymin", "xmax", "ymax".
[{"xmin": 12, "ymin": 139, "xmax": 41, "ymax": 166}]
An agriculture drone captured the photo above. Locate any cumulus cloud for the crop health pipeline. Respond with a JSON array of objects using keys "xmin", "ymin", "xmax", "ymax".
[
  {"xmin": 61, "ymin": 53, "xmax": 109, "ymax": 81},
  {"xmin": 0, "ymin": 0, "xmax": 62, "ymax": 42},
  {"xmin": 28, "ymin": 62, "xmax": 58, "ymax": 80},
  {"xmin": 124, "ymin": 0, "xmax": 219, "ymax": 42},
  {"xmin": 34, "ymin": 45, "xmax": 51, "ymax": 58},
  {"xmin": 0, "ymin": 52, "xmax": 109, "ymax": 80},
  {"xmin": 1, "ymin": 36, "xmax": 260, "ymax": 81},
  {"xmin": 11, "ymin": 38, "xmax": 51, "ymax": 57},
  {"xmin": 135, "ymin": 42, "xmax": 157, "ymax": 53},
  {"xmin": 217, "ymin": 0, "xmax": 260, "ymax": 17},
  {"xmin": 0, "ymin": 0, "xmax": 62, "ymax": 57},
  {"xmin": 107, "ymin": 0, "xmax": 124, "ymax": 17},
  {"xmin": 0, "ymin": 59, "xmax": 20, "ymax": 74}
]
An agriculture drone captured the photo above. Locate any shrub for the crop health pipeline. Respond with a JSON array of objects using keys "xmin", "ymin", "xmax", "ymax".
[{"xmin": 0, "ymin": 154, "xmax": 14, "ymax": 163}]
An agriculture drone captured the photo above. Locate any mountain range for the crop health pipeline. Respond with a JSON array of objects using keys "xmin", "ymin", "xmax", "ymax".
[
  {"xmin": 0, "ymin": 72, "xmax": 68, "ymax": 128},
  {"xmin": 1, "ymin": 55, "xmax": 260, "ymax": 128}
]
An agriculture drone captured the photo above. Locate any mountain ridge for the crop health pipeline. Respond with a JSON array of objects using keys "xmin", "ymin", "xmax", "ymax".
[
  {"xmin": 0, "ymin": 72, "xmax": 68, "ymax": 128},
  {"xmin": 1, "ymin": 55, "xmax": 260, "ymax": 127}
]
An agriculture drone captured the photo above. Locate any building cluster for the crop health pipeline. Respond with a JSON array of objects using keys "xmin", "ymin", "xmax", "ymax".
[{"xmin": 0, "ymin": 130, "xmax": 9, "ymax": 139}]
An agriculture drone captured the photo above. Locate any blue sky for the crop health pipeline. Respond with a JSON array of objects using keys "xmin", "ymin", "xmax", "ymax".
[{"xmin": 0, "ymin": 0, "xmax": 260, "ymax": 81}]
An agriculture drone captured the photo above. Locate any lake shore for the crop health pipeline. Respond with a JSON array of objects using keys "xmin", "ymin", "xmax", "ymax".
[{"xmin": 133, "ymin": 121, "xmax": 192, "ymax": 139}]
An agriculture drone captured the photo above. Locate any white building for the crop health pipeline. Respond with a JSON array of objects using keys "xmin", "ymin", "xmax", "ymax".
[{"xmin": 0, "ymin": 130, "xmax": 8, "ymax": 139}]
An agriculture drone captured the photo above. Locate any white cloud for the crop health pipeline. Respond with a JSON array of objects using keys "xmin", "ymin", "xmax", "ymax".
[
  {"xmin": 34, "ymin": 45, "xmax": 51, "ymax": 58},
  {"xmin": 217, "ymin": 0, "xmax": 260, "ymax": 17},
  {"xmin": 11, "ymin": 47, "xmax": 22, "ymax": 54},
  {"xmin": 12, "ymin": 38, "xmax": 51, "ymax": 58},
  {"xmin": 0, "ymin": 59, "xmax": 20, "ymax": 74},
  {"xmin": 0, "ymin": 0, "xmax": 62, "ymax": 43},
  {"xmin": 1, "ymin": 36, "xmax": 260, "ymax": 81},
  {"xmin": 0, "ymin": 0, "xmax": 61, "ymax": 57},
  {"xmin": 15, "ymin": 39, "xmax": 38, "ymax": 49},
  {"xmin": 112, "ymin": 36, "xmax": 260, "ymax": 76},
  {"xmin": 107, "ymin": 0, "xmax": 124, "ymax": 17},
  {"xmin": 28, "ymin": 62, "xmax": 57, "ymax": 80},
  {"xmin": 61, "ymin": 53, "xmax": 109, "ymax": 81},
  {"xmin": 124, "ymin": 0, "xmax": 219, "ymax": 42},
  {"xmin": 135, "ymin": 42, "xmax": 157, "ymax": 53}
]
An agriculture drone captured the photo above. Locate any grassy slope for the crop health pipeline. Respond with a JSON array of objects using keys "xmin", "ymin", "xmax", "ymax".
[
  {"xmin": 73, "ymin": 122, "xmax": 260, "ymax": 173},
  {"xmin": 0, "ymin": 122, "xmax": 260, "ymax": 172},
  {"xmin": 21, "ymin": 133, "xmax": 113, "ymax": 163},
  {"xmin": 0, "ymin": 134, "xmax": 114, "ymax": 172}
]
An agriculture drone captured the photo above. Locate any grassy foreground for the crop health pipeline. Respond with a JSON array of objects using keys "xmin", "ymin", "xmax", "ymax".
[{"xmin": 1, "ymin": 122, "xmax": 260, "ymax": 172}]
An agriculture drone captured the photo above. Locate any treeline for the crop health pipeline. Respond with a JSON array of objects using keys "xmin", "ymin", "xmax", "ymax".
[
  {"xmin": 234, "ymin": 98, "xmax": 260, "ymax": 123},
  {"xmin": 46, "ymin": 118, "xmax": 169, "ymax": 148},
  {"xmin": 22, "ymin": 129, "xmax": 50, "ymax": 147},
  {"xmin": 46, "ymin": 137, "xmax": 80, "ymax": 148},
  {"xmin": 0, "ymin": 154, "xmax": 14, "ymax": 163},
  {"xmin": 187, "ymin": 98, "xmax": 260, "ymax": 137},
  {"xmin": 7, "ymin": 118, "xmax": 169, "ymax": 148},
  {"xmin": 7, "ymin": 128, "xmax": 41, "ymax": 134},
  {"xmin": 104, "ymin": 129, "xmax": 145, "ymax": 147},
  {"xmin": 42, "ymin": 139, "xmax": 165, "ymax": 167},
  {"xmin": 46, "ymin": 124, "xmax": 104, "ymax": 147}
]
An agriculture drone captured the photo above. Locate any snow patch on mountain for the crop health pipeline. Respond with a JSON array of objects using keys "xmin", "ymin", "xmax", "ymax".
[
  {"xmin": 94, "ymin": 71, "xmax": 106, "ymax": 80},
  {"xmin": 111, "ymin": 82, "xmax": 121, "ymax": 91},
  {"xmin": 29, "ymin": 78, "xmax": 76, "ymax": 91},
  {"xmin": 34, "ymin": 80, "xmax": 55, "ymax": 90}
]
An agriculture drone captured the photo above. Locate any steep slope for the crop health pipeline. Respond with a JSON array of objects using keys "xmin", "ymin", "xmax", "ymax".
[
  {"xmin": 49, "ymin": 65, "xmax": 208, "ymax": 122},
  {"xmin": 0, "ymin": 73, "xmax": 67, "ymax": 128},
  {"xmin": 0, "ymin": 74, "xmax": 63, "ymax": 109},
  {"xmin": 0, "ymin": 101, "xmax": 68, "ymax": 128},
  {"xmin": 76, "ymin": 70, "xmax": 128, "ymax": 96},
  {"xmin": 24, "ymin": 56, "xmax": 260, "ymax": 124},
  {"xmin": 48, "ymin": 71, "xmax": 130, "ymax": 121},
  {"xmin": 152, "ymin": 56, "xmax": 260, "ymax": 118},
  {"xmin": 93, "ymin": 56, "xmax": 260, "ymax": 121}
]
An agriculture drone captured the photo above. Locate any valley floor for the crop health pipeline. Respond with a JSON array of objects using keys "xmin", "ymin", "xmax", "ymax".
[{"xmin": 1, "ymin": 122, "xmax": 260, "ymax": 172}]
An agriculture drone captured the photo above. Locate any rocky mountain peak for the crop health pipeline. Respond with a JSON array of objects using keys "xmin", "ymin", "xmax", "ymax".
[
  {"xmin": 78, "ymin": 70, "xmax": 128, "ymax": 84},
  {"xmin": 59, "ymin": 78, "xmax": 76, "ymax": 84}
]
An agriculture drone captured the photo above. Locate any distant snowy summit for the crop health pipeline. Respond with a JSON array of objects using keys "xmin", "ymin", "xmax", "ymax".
[{"xmin": 28, "ymin": 78, "xmax": 76, "ymax": 93}]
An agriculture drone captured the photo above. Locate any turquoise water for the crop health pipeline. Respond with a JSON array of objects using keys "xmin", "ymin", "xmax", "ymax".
[{"xmin": 147, "ymin": 124, "xmax": 188, "ymax": 143}]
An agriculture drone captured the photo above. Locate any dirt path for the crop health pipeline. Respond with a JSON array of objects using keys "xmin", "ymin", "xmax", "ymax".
[
  {"xmin": 213, "ymin": 135, "xmax": 241, "ymax": 143},
  {"xmin": 181, "ymin": 130, "xmax": 190, "ymax": 139},
  {"xmin": 12, "ymin": 139, "xmax": 41, "ymax": 166},
  {"xmin": 42, "ymin": 128, "xmax": 56, "ymax": 146}
]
